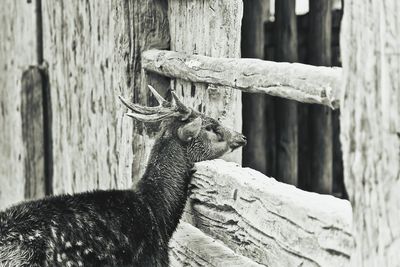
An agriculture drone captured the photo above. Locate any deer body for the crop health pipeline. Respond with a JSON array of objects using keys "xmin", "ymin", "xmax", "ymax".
[{"xmin": 0, "ymin": 86, "xmax": 246, "ymax": 267}]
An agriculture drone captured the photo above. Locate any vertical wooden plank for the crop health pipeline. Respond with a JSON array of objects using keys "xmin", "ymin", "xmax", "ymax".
[
  {"xmin": 21, "ymin": 67, "xmax": 46, "ymax": 200},
  {"xmin": 341, "ymin": 0, "xmax": 400, "ymax": 265},
  {"xmin": 263, "ymin": 22, "xmax": 277, "ymax": 178},
  {"xmin": 297, "ymin": 13, "xmax": 311, "ymax": 192},
  {"xmin": 168, "ymin": 0, "xmax": 243, "ymax": 164},
  {"xmin": 331, "ymin": 8, "xmax": 346, "ymax": 199},
  {"xmin": 0, "ymin": 1, "xmax": 36, "ymax": 209},
  {"xmin": 41, "ymin": 0, "xmax": 169, "ymax": 194},
  {"xmin": 242, "ymin": 0, "xmax": 270, "ymax": 174},
  {"xmin": 307, "ymin": 0, "xmax": 333, "ymax": 194},
  {"xmin": 274, "ymin": 0, "xmax": 298, "ymax": 185}
]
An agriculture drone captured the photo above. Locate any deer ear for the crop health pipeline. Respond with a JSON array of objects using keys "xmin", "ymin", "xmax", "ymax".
[{"xmin": 178, "ymin": 117, "xmax": 202, "ymax": 142}]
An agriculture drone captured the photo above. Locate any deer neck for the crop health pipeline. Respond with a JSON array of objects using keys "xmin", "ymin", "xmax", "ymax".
[{"xmin": 137, "ymin": 135, "xmax": 192, "ymax": 237}]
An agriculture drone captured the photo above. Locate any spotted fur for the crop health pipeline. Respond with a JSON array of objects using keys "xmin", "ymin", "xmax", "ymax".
[{"xmin": 0, "ymin": 90, "xmax": 246, "ymax": 266}]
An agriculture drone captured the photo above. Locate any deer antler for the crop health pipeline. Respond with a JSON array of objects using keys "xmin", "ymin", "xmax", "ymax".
[
  {"xmin": 119, "ymin": 85, "xmax": 191, "ymax": 122},
  {"xmin": 148, "ymin": 85, "xmax": 167, "ymax": 106}
]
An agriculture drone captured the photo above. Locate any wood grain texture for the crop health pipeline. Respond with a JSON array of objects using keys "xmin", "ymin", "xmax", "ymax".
[
  {"xmin": 340, "ymin": 0, "xmax": 400, "ymax": 265},
  {"xmin": 168, "ymin": 0, "xmax": 243, "ymax": 164},
  {"xmin": 21, "ymin": 67, "xmax": 46, "ymax": 200},
  {"xmin": 41, "ymin": 0, "xmax": 169, "ymax": 194},
  {"xmin": 170, "ymin": 222, "xmax": 262, "ymax": 267},
  {"xmin": 143, "ymin": 49, "xmax": 342, "ymax": 108},
  {"xmin": 0, "ymin": 1, "xmax": 36, "ymax": 209},
  {"xmin": 185, "ymin": 160, "xmax": 353, "ymax": 267}
]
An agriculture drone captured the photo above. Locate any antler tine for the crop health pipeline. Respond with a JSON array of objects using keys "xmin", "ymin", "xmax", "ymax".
[
  {"xmin": 119, "ymin": 95, "xmax": 135, "ymax": 110},
  {"xmin": 148, "ymin": 85, "xmax": 167, "ymax": 105},
  {"xmin": 171, "ymin": 91, "xmax": 190, "ymax": 113},
  {"xmin": 119, "ymin": 95, "xmax": 166, "ymax": 115},
  {"xmin": 119, "ymin": 86, "xmax": 188, "ymax": 122},
  {"xmin": 125, "ymin": 110, "xmax": 179, "ymax": 122}
]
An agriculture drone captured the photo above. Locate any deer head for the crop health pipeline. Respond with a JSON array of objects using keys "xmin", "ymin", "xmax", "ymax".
[{"xmin": 119, "ymin": 85, "xmax": 246, "ymax": 162}]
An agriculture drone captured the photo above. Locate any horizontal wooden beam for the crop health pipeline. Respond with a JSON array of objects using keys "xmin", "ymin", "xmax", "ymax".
[
  {"xmin": 142, "ymin": 49, "xmax": 342, "ymax": 108},
  {"xmin": 170, "ymin": 222, "xmax": 262, "ymax": 267},
  {"xmin": 184, "ymin": 160, "xmax": 353, "ymax": 267}
]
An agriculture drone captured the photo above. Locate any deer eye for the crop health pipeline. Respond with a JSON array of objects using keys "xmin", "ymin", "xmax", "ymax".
[
  {"xmin": 215, "ymin": 129, "xmax": 224, "ymax": 141},
  {"xmin": 205, "ymin": 125, "xmax": 213, "ymax": 131},
  {"xmin": 204, "ymin": 124, "xmax": 223, "ymax": 141}
]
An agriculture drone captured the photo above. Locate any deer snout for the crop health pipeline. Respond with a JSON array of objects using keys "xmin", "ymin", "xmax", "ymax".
[{"xmin": 229, "ymin": 133, "xmax": 247, "ymax": 151}]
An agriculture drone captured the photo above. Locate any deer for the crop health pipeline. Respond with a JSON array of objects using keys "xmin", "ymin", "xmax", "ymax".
[{"xmin": 0, "ymin": 85, "xmax": 246, "ymax": 267}]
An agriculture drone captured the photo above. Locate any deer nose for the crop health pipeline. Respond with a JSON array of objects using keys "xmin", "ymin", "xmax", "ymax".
[{"xmin": 230, "ymin": 134, "xmax": 247, "ymax": 151}]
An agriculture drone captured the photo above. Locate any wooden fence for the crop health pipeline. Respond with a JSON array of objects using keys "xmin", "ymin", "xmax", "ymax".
[
  {"xmin": 1, "ymin": 0, "xmax": 399, "ymax": 266},
  {"xmin": 138, "ymin": 44, "xmax": 351, "ymax": 265}
]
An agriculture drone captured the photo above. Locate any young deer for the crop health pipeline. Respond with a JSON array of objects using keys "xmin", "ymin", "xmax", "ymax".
[{"xmin": 0, "ymin": 86, "xmax": 246, "ymax": 267}]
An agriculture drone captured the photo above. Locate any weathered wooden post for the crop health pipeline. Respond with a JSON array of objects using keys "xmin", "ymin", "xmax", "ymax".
[
  {"xmin": 341, "ymin": 0, "xmax": 400, "ymax": 265},
  {"xmin": 274, "ymin": 0, "xmax": 298, "ymax": 185},
  {"xmin": 308, "ymin": 0, "xmax": 333, "ymax": 194},
  {"xmin": 41, "ymin": 1, "xmax": 170, "ymax": 194},
  {"xmin": 21, "ymin": 67, "xmax": 47, "ymax": 200},
  {"xmin": 242, "ymin": 0, "xmax": 270, "ymax": 174},
  {"xmin": 0, "ymin": 1, "xmax": 38, "ymax": 208}
]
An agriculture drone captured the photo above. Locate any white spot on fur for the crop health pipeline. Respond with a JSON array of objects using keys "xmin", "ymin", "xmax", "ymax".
[
  {"xmin": 76, "ymin": 241, "xmax": 83, "ymax": 246},
  {"xmin": 34, "ymin": 230, "xmax": 41, "ymax": 237},
  {"xmin": 49, "ymin": 241, "xmax": 55, "ymax": 249},
  {"xmin": 84, "ymin": 248, "xmax": 92, "ymax": 255},
  {"xmin": 57, "ymin": 254, "xmax": 62, "ymax": 262},
  {"xmin": 51, "ymin": 227, "xmax": 57, "ymax": 239},
  {"xmin": 65, "ymin": 241, "xmax": 72, "ymax": 248}
]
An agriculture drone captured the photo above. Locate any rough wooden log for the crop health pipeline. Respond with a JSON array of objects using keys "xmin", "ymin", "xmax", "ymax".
[
  {"xmin": 170, "ymin": 222, "xmax": 262, "ymax": 267},
  {"xmin": 142, "ymin": 49, "xmax": 342, "ymax": 108},
  {"xmin": 41, "ymin": 0, "xmax": 169, "ymax": 194},
  {"xmin": 168, "ymin": 0, "xmax": 243, "ymax": 164},
  {"xmin": 340, "ymin": 0, "xmax": 400, "ymax": 265},
  {"xmin": 241, "ymin": 0, "xmax": 270, "ymax": 174},
  {"xmin": 0, "ymin": 1, "xmax": 36, "ymax": 209},
  {"xmin": 184, "ymin": 160, "xmax": 353, "ymax": 267}
]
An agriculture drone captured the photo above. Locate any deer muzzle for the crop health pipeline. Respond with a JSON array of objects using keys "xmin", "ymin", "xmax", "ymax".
[{"xmin": 229, "ymin": 133, "xmax": 247, "ymax": 151}]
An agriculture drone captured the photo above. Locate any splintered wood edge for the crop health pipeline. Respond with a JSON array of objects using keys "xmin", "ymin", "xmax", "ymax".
[
  {"xmin": 170, "ymin": 222, "xmax": 263, "ymax": 267},
  {"xmin": 142, "ymin": 49, "xmax": 342, "ymax": 109}
]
